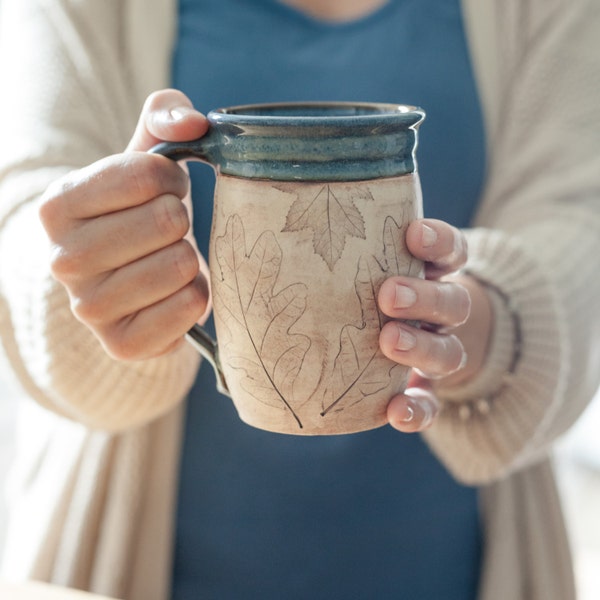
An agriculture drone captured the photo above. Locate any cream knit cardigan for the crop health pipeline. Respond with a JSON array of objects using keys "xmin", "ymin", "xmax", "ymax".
[{"xmin": 0, "ymin": 1, "xmax": 599, "ymax": 599}]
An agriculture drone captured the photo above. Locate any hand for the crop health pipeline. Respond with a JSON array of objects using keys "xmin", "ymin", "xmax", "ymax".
[
  {"xmin": 377, "ymin": 219, "xmax": 493, "ymax": 433},
  {"xmin": 39, "ymin": 89, "xmax": 211, "ymax": 360}
]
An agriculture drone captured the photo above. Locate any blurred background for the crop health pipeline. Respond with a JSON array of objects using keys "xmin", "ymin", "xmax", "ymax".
[
  {"xmin": 1, "ymin": 374, "xmax": 600, "ymax": 597},
  {"xmin": 555, "ymin": 395, "xmax": 600, "ymax": 600}
]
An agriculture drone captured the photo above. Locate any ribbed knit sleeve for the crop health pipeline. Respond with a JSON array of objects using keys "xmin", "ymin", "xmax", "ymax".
[
  {"xmin": 0, "ymin": 0, "xmax": 199, "ymax": 432},
  {"xmin": 424, "ymin": 0, "xmax": 600, "ymax": 484}
]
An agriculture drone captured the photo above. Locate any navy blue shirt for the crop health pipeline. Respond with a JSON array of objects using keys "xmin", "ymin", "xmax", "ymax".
[{"xmin": 171, "ymin": 1, "xmax": 486, "ymax": 598}]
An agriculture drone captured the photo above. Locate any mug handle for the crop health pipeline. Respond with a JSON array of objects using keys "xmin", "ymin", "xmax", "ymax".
[{"xmin": 149, "ymin": 140, "xmax": 230, "ymax": 398}]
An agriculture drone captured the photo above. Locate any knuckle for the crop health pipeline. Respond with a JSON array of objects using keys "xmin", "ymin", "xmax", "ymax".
[
  {"xmin": 125, "ymin": 154, "xmax": 188, "ymax": 200},
  {"xmin": 70, "ymin": 287, "xmax": 108, "ymax": 325},
  {"xmin": 39, "ymin": 185, "xmax": 59, "ymax": 221},
  {"xmin": 179, "ymin": 279, "xmax": 208, "ymax": 318},
  {"xmin": 172, "ymin": 240, "xmax": 200, "ymax": 283},
  {"xmin": 151, "ymin": 195, "xmax": 189, "ymax": 240},
  {"xmin": 39, "ymin": 177, "xmax": 75, "ymax": 230},
  {"xmin": 421, "ymin": 333, "xmax": 464, "ymax": 378},
  {"xmin": 127, "ymin": 156, "xmax": 165, "ymax": 199},
  {"xmin": 44, "ymin": 173, "xmax": 77, "ymax": 201},
  {"xmin": 106, "ymin": 323, "xmax": 146, "ymax": 362},
  {"xmin": 49, "ymin": 245, "xmax": 88, "ymax": 281},
  {"xmin": 455, "ymin": 284, "xmax": 472, "ymax": 325},
  {"xmin": 38, "ymin": 198, "xmax": 55, "ymax": 230}
]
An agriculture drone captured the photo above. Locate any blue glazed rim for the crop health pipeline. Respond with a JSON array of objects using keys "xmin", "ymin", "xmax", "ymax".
[
  {"xmin": 210, "ymin": 101, "xmax": 424, "ymax": 128},
  {"xmin": 151, "ymin": 101, "xmax": 426, "ymax": 181}
]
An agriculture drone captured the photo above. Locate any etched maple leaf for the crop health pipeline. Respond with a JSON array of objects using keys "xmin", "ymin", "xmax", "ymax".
[
  {"xmin": 282, "ymin": 184, "xmax": 369, "ymax": 271},
  {"xmin": 212, "ymin": 214, "xmax": 311, "ymax": 429},
  {"xmin": 320, "ymin": 216, "xmax": 413, "ymax": 416}
]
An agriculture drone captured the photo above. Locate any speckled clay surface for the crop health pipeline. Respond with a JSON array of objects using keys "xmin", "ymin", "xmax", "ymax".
[{"xmin": 152, "ymin": 102, "xmax": 425, "ymax": 434}]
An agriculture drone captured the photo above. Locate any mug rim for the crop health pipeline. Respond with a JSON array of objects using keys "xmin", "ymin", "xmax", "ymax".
[{"xmin": 209, "ymin": 101, "xmax": 425, "ymax": 127}]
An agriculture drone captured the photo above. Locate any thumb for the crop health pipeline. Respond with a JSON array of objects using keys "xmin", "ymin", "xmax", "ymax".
[{"xmin": 126, "ymin": 88, "xmax": 209, "ymax": 153}]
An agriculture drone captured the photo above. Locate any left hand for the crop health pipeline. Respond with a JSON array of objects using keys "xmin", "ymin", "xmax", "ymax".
[{"xmin": 377, "ymin": 219, "xmax": 492, "ymax": 433}]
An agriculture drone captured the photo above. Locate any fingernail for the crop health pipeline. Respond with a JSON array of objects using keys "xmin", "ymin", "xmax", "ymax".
[
  {"xmin": 394, "ymin": 284, "xmax": 417, "ymax": 309},
  {"xmin": 458, "ymin": 350, "xmax": 468, "ymax": 371},
  {"xmin": 169, "ymin": 106, "xmax": 196, "ymax": 121},
  {"xmin": 421, "ymin": 401, "xmax": 435, "ymax": 429},
  {"xmin": 422, "ymin": 224, "xmax": 438, "ymax": 247},
  {"xmin": 449, "ymin": 335, "xmax": 468, "ymax": 373},
  {"xmin": 400, "ymin": 403, "xmax": 415, "ymax": 423},
  {"xmin": 395, "ymin": 325, "xmax": 417, "ymax": 351},
  {"xmin": 414, "ymin": 368, "xmax": 445, "ymax": 381},
  {"xmin": 405, "ymin": 391, "xmax": 436, "ymax": 429}
]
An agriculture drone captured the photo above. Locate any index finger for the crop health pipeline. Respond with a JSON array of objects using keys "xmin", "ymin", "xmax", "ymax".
[
  {"xmin": 44, "ymin": 152, "xmax": 190, "ymax": 220},
  {"xmin": 406, "ymin": 219, "xmax": 468, "ymax": 278}
]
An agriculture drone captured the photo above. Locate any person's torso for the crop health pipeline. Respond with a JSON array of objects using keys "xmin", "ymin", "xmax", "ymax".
[{"xmin": 171, "ymin": 1, "xmax": 486, "ymax": 598}]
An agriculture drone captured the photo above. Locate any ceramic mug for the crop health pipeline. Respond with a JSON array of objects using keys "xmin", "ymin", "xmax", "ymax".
[{"xmin": 150, "ymin": 102, "xmax": 425, "ymax": 435}]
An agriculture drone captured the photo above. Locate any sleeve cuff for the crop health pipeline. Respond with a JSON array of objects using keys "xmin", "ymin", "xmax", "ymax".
[{"xmin": 422, "ymin": 227, "xmax": 568, "ymax": 484}]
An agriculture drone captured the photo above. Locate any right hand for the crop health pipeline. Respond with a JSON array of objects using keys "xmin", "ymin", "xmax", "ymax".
[{"xmin": 39, "ymin": 89, "xmax": 211, "ymax": 360}]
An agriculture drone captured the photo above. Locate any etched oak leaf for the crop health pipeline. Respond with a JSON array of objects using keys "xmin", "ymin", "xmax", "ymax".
[
  {"xmin": 282, "ymin": 184, "xmax": 369, "ymax": 271},
  {"xmin": 212, "ymin": 214, "xmax": 310, "ymax": 429},
  {"xmin": 320, "ymin": 254, "xmax": 395, "ymax": 416},
  {"xmin": 320, "ymin": 216, "xmax": 413, "ymax": 416}
]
